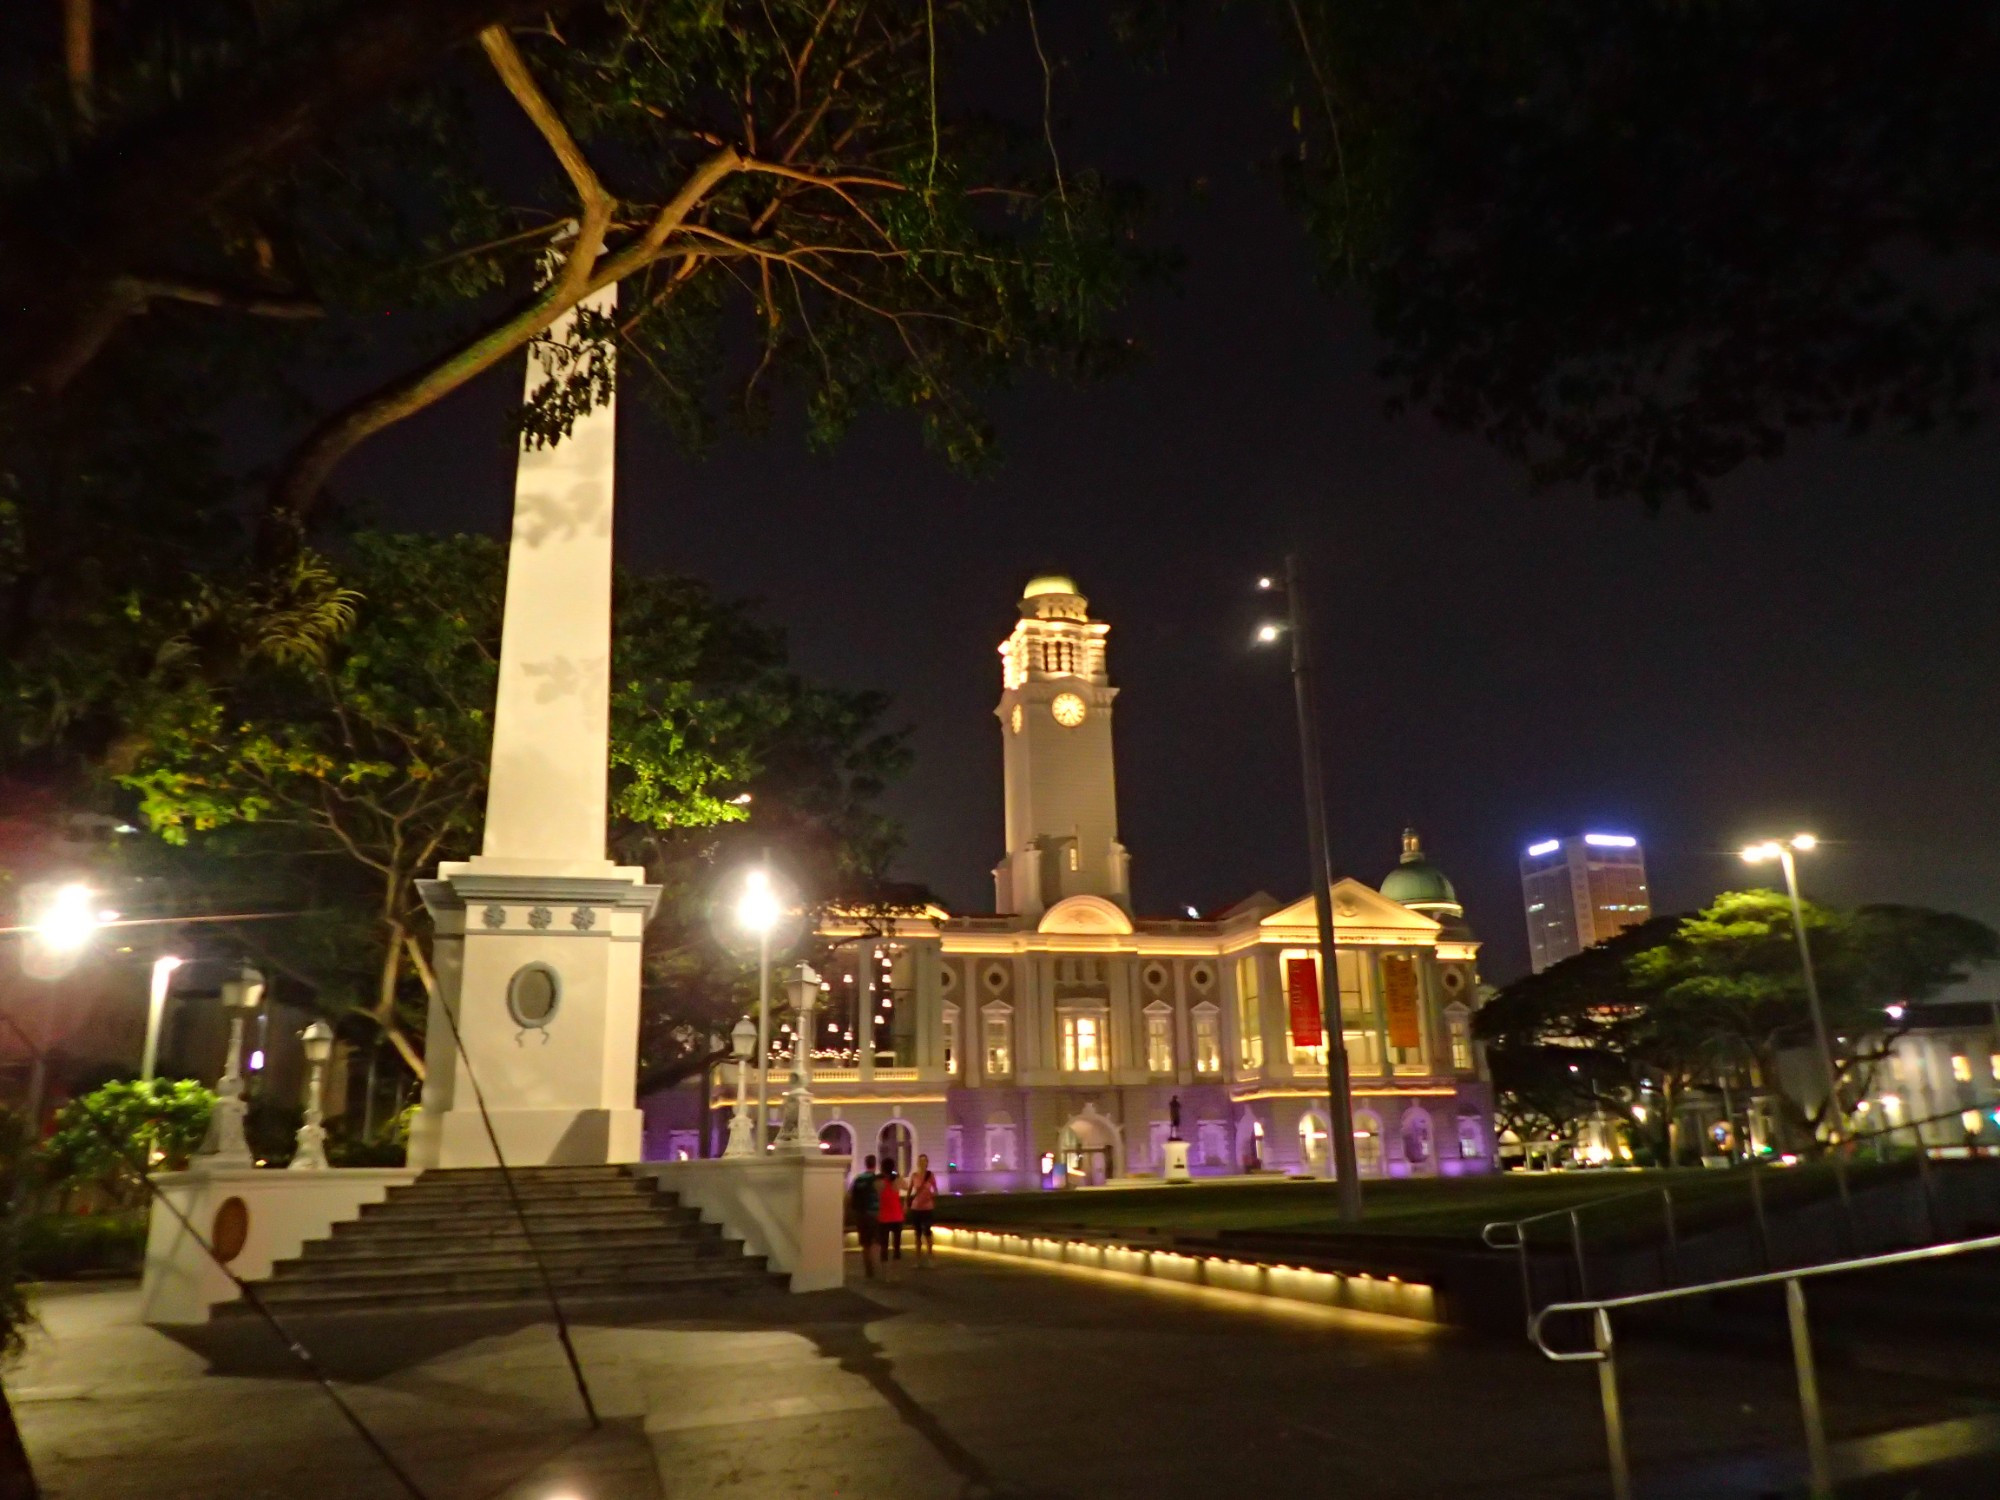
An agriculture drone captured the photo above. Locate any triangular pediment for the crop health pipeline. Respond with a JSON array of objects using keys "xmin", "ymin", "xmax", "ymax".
[{"xmin": 1259, "ymin": 879, "xmax": 1441, "ymax": 936}]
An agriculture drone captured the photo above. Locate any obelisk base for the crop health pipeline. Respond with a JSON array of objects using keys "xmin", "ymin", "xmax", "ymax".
[{"xmin": 408, "ymin": 865, "xmax": 661, "ymax": 1170}]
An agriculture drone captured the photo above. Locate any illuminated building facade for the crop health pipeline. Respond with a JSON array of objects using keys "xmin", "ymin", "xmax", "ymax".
[
  {"xmin": 654, "ymin": 577, "xmax": 1494, "ymax": 1189},
  {"xmin": 1519, "ymin": 832, "xmax": 1652, "ymax": 973}
]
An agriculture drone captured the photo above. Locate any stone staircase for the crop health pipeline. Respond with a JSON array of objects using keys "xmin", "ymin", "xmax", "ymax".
[{"xmin": 221, "ymin": 1165, "xmax": 780, "ymax": 1317}]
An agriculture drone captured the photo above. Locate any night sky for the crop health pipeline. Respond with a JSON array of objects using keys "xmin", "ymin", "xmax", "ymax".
[{"xmin": 342, "ymin": 12, "xmax": 2000, "ymax": 986}]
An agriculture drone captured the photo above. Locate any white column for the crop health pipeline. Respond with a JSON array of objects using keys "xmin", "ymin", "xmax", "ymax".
[{"xmin": 409, "ymin": 287, "xmax": 662, "ymax": 1171}]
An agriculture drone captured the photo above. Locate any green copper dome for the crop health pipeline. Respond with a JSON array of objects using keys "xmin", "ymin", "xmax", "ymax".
[{"xmin": 1380, "ymin": 827, "xmax": 1461, "ymax": 912}]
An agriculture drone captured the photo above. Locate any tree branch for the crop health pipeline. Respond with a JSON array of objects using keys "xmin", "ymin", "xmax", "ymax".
[
  {"xmin": 7, "ymin": 0, "xmax": 587, "ymax": 395},
  {"xmin": 265, "ymin": 23, "xmax": 620, "ymax": 539}
]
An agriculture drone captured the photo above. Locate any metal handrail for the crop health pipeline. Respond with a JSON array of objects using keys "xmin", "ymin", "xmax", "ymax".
[
  {"xmin": 1528, "ymin": 1229, "xmax": 2000, "ymax": 1500},
  {"xmin": 1483, "ymin": 1182, "xmax": 1684, "ymax": 1315},
  {"xmin": 1482, "ymin": 1099, "xmax": 1990, "ymax": 1327}
]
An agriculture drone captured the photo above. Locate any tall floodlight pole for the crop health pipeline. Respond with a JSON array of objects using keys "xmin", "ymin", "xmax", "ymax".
[
  {"xmin": 1743, "ymin": 834, "xmax": 1853, "ymax": 1224},
  {"xmin": 1261, "ymin": 556, "xmax": 1362, "ymax": 1221},
  {"xmin": 735, "ymin": 855, "xmax": 782, "ymax": 1152}
]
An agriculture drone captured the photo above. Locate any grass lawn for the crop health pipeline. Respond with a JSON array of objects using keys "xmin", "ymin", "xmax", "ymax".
[{"xmin": 939, "ymin": 1161, "xmax": 1888, "ymax": 1247}]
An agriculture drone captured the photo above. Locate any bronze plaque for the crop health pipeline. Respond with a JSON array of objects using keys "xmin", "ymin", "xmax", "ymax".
[{"xmin": 211, "ymin": 1196, "xmax": 250, "ymax": 1263}]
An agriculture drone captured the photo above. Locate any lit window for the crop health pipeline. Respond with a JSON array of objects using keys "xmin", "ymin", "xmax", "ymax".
[
  {"xmin": 943, "ymin": 1004, "xmax": 959, "ymax": 1075},
  {"xmin": 1954, "ymin": 1054, "xmax": 1974, "ymax": 1083},
  {"xmin": 1060, "ymin": 1009, "xmax": 1103, "ymax": 1072},
  {"xmin": 1145, "ymin": 1005, "xmax": 1174, "ymax": 1074},
  {"xmin": 1457, "ymin": 1117, "xmax": 1483, "ymax": 1159},
  {"xmin": 1446, "ymin": 1005, "xmax": 1474, "ymax": 1072},
  {"xmin": 983, "ymin": 1007, "xmax": 1012, "ymax": 1077},
  {"xmin": 1990, "ymin": 1054, "xmax": 2000, "ymax": 1082},
  {"xmin": 1192, "ymin": 1006, "xmax": 1221, "ymax": 1074},
  {"xmin": 1964, "ymin": 1109, "xmax": 1985, "ymax": 1135},
  {"xmin": 1234, "ymin": 955, "xmax": 1264, "ymax": 1070}
]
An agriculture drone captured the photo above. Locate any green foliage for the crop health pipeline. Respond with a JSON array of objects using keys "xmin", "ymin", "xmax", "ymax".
[
  {"xmin": 1282, "ymin": 0, "xmax": 2000, "ymax": 505},
  {"xmin": 17, "ymin": 1214, "xmax": 148, "ymax": 1281},
  {"xmin": 1477, "ymin": 892, "xmax": 1999, "ymax": 1153},
  {"xmin": 41, "ymin": 1080, "xmax": 215, "ymax": 1209},
  {"xmin": 114, "ymin": 531, "xmax": 909, "ymax": 1082}
]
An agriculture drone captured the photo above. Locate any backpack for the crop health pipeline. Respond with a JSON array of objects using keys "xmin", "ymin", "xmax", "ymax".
[{"xmin": 849, "ymin": 1171, "xmax": 879, "ymax": 1218}]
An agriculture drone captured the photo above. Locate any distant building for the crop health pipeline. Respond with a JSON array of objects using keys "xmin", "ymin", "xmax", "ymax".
[
  {"xmin": 643, "ymin": 576, "xmax": 1495, "ymax": 1186},
  {"xmin": 1519, "ymin": 833, "xmax": 1652, "ymax": 972}
]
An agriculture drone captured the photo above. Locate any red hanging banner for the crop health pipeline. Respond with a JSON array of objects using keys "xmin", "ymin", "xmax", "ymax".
[
  {"xmin": 1383, "ymin": 954, "xmax": 1422, "ymax": 1051},
  {"xmin": 1286, "ymin": 956, "xmax": 1324, "ymax": 1048}
]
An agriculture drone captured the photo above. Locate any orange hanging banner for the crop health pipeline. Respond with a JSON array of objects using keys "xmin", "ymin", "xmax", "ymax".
[
  {"xmin": 1382, "ymin": 954, "xmax": 1422, "ymax": 1051},
  {"xmin": 1285, "ymin": 957, "xmax": 1323, "ymax": 1048}
]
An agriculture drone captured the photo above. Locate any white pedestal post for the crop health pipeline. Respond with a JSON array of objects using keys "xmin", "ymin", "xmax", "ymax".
[
  {"xmin": 1163, "ymin": 1140, "xmax": 1192, "ymax": 1182},
  {"xmin": 776, "ymin": 963, "xmax": 821, "ymax": 1151},
  {"xmin": 407, "ymin": 285, "xmax": 661, "ymax": 1170}
]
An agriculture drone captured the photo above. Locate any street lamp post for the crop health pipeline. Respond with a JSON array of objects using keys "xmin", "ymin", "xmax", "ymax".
[
  {"xmin": 1743, "ymin": 835, "xmax": 1854, "ymax": 1222},
  {"xmin": 724, "ymin": 1016, "xmax": 758, "ymax": 1157},
  {"xmin": 735, "ymin": 859, "xmax": 783, "ymax": 1152},
  {"xmin": 141, "ymin": 954, "xmax": 183, "ymax": 1085},
  {"xmin": 778, "ymin": 962, "xmax": 823, "ymax": 1151},
  {"xmin": 290, "ymin": 1020, "xmax": 335, "ymax": 1170},
  {"xmin": 1258, "ymin": 557, "xmax": 1363, "ymax": 1222},
  {"xmin": 196, "ymin": 966, "xmax": 263, "ymax": 1168}
]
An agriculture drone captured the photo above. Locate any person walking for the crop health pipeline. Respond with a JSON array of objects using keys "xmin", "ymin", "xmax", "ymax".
[
  {"xmin": 876, "ymin": 1163, "xmax": 907, "ymax": 1266},
  {"xmin": 849, "ymin": 1154, "xmax": 881, "ymax": 1279},
  {"xmin": 907, "ymin": 1153, "xmax": 939, "ymax": 1264}
]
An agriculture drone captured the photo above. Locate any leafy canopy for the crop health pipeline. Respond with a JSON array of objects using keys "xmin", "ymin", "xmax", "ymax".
[
  {"xmin": 1283, "ymin": 0, "xmax": 2000, "ymax": 505},
  {"xmin": 114, "ymin": 531, "xmax": 909, "ymax": 1083}
]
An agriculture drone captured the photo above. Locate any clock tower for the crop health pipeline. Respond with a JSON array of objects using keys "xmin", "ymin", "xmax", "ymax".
[{"xmin": 993, "ymin": 576, "xmax": 1130, "ymax": 918}]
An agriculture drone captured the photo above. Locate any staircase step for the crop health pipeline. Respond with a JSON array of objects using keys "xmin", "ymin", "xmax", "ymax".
[
  {"xmin": 273, "ymin": 1243, "xmax": 736, "ymax": 1277},
  {"xmin": 221, "ymin": 1164, "xmax": 777, "ymax": 1322},
  {"xmin": 267, "ymin": 1247, "xmax": 751, "ymax": 1290},
  {"xmin": 225, "ymin": 1265, "xmax": 781, "ymax": 1317},
  {"xmin": 313, "ymin": 1224, "xmax": 719, "ymax": 1256}
]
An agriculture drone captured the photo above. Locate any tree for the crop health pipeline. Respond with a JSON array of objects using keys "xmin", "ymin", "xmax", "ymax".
[
  {"xmin": 2, "ymin": 0, "xmax": 1142, "ymax": 546},
  {"xmin": 40, "ymin": 1079, "xmax": 214, "ymax": 1211},
  {"xmin": 1478, "ymin": 893, "xmax": 1998, "ymax": 1156},
  {"xmin": 115, "ymin": 531, "xmax": 909, "ymax": 1082},
  {"xmin": 1630, "ymin": 891, "xmax": 1997, "ymax": 1144},
  {"xmin": 1473, "ymin": 915, "xmax": 1679, "ymax": 1157},
  {"xmin": 1281, "ymin": 0, "xmax": 2000, "ymax": 506}
]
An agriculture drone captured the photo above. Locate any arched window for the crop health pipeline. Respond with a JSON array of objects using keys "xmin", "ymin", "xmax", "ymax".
[
  {"xmin": 1402, "ymin": 1107, "xmax": 1434, "ymax": 1168},
  {"xmin": 1298, "ymin": 1110, "xmax": 1330, "ymax": 1170},
  {"xmin": 818, "ymin": 1121, "xmax": 855, "ymax": 1158},
  {"xmin": 1354, "ymin": 1112, "xmax": 1383, "ymax": 1176},
  {"xmin": 878, "ymin": 1119, "xmax": 916, "ymax": 1176}
]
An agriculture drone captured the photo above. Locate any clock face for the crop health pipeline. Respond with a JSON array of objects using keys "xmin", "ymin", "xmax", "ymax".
[
  {"xmin": 1051, "ymin": 692, "xmax": 1087, "ymax": 727},
  {"xmin": 1010, "ymin": 704, "xmax": 1023, "ymax": 734}
]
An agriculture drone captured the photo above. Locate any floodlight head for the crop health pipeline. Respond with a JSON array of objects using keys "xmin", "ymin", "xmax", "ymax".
[
  {"xmin": 1254, "ymin": 622, "xmax": 1283, "ymax": 645},
  {"xmin": 1256, "ymin": 576, "xmax": 1275, "ymax": 591},
  {"xmin": 33, "ymin": 882, "xmax": 101, "ymax": 954},
  {"xmin": 1740, "ymin": 841, "xmax": 1782, "ymax": 863},
  {"xmin": 735, "ymin": 867, "xmax": 782, "ymax": 936},
  {"xmin": 1790, "ymin": 833, "xmax": 1817, "ymax": 851}
]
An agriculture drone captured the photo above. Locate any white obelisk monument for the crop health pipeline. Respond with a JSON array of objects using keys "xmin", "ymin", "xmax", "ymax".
[{"xmin": 407, "ymin": 285, "xmax": 661, "ymax": 1169}]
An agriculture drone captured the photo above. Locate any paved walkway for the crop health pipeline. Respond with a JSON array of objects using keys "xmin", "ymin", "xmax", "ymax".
[{"xmin": 8, "ymin": 1249, "xmax": 1994, "ymax": 1499}]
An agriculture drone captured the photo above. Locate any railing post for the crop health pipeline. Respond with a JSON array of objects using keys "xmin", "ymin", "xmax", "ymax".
[
  {"xmin": 1748, "ymin": 1159, "xmax": 1773, "ymax": 1270},
  {"xmin": 1593, "ymin": 1308, "xmax": 1633, "ymax": 1500},
  {"xmin": 1569, "ymin": 1209, "xmax": 1590, "ymax": 1299},
  {"xmin": 1912, "ymin": 1127, "xmax": 1941, "ymax": 1241},
  {"xmin": 1516, "ymin": 1233, "xmax": 1536, "ymax": 1336},
  {"xmin": 1785, "ymin": 1278, "xmax": 1833, "ymax": 1500},
  {"xmin": 1660, "ymin": 1187, "xmax": 1681, "ymax": 1285}
]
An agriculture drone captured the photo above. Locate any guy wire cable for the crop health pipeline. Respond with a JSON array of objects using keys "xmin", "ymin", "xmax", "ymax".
[{"xmin": 71, "ymin": 1098, "xmax": 433, "ymax": 1500}]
